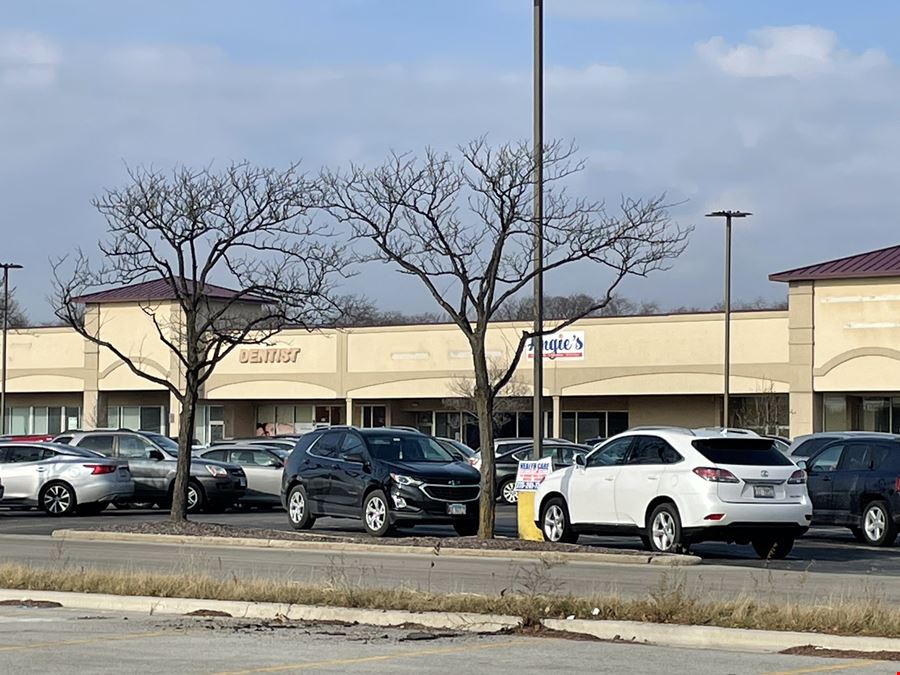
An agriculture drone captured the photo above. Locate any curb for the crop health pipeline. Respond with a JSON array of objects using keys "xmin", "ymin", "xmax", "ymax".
[
  {"xmin": 0, "ymin": 589, "xmax": 520, "ymax": 633},
  {"xmin": 50, "ymin": 529, "xmax": 701, "ymax": 566},
  {"xmin": 543, "ymin": 618, "xmax": 900, "ymax": 654},
  {"xmin": 0, "ymin": 588, "xmax": 897, "ymax": 654}
]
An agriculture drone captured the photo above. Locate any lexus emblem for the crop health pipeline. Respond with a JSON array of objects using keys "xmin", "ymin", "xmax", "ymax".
[
  {"xmin": 449, "ymin": 480, "xmax": 458, "ymax": 486},
  {"xmin": 760, "ymin": 470, "xmax": 769, "ymax": 478}
]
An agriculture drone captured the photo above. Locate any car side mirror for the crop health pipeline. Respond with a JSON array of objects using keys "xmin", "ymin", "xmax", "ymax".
[
  {"xmin": 148, "ymin": 449, "xmax": 165, "ymax": 461},
  {"xmin": 796, "ymin": 459, "xmax": 808, "ymax": 471},
  {"xmin": 574, "ymin": 453, "xmax": 586, "ymax": 467}
]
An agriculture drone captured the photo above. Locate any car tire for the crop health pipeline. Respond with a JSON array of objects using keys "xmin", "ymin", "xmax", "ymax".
[
  {"xmin": 849, "ymin": 526, "xmax": 867, "ymax": 543},
  {"xmin": 362, "ymin": 490, "xmax": 394, "ymax": 537},
  {"xmin": 751, "ymin": 536, "xmax": 794, "ymax": 559},
  {"xmin": 77, "ymin": 502, "xmax": 108, "ymax": 516},
  {"xmin": 186, "ymin": 481, "xmax": 206, "ymax": 513},
  {"xmin": 541, "ymin": 497, "xmax": 578, "ymax": 544},
  {"xmin": 499, "ymin": 479, "xmax": 518, "ymax": 505},
  {"xmin": 287, "ymin": 484, "xmax": 316, "ymax": 531},
  {"xmin": 861, "ymin": 500, "xmax": 898, "ymax": 547},
  {"xmin": 453, "ymin": 520, "xmax": 479, "ymax": 537},
  {"xmin": 646, "ymin": 502, "xmax": 686, "ymax": 554},
  {"xmin": 39, "ymin": 481, "xmax": 77, "ymax": 516}
]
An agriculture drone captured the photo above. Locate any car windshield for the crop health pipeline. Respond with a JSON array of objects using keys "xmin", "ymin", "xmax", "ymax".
[
  {"xmin": 145, "ymin": 434, "xmax": 179, "ymax": 453},
  {"xmin": 364, "ymin": 434, "xmax": 455, "ymax": 462},
  {"xmin": 692, "ymin": 439, "xmax": 793, "ymax": 466},
  {"xmin": 437, "ymin": 439, "xmax": 474, "ymax": 458}
]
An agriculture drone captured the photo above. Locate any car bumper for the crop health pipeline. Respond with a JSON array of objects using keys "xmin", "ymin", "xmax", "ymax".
[
  {"xmin": 681, "ymin": 498, "xmax": 812, "ymax": 543},
  {"xmin": 198, "ymin": 476, "xmax": 246, "ymax": 503},
  {"xmin": 388, "ymin": 484, "xmax": 480, "ymax": 524},
  {"xmin": 76, "ymin": 476, "xmax": 135, "ymax": 505}
]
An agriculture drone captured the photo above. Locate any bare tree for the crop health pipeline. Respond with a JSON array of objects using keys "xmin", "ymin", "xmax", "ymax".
[
  {"xmin": 53, "ymin": 162, "xmax": 347, "ymax": 521},
  {"xmin": 732, "ymin": 380, "xmax": 789, "ymax": 436},
  {"xmin": 336, "ymin": 294, "xmax": 446, "ymax": 326},
  {"xmin": 322, "ymin": 139, "xmax": 691, "ymax": 537},
  {"xmin": 0, "ymin": 289, "xmax": 28, "ymax": 328},
  {"xmin": 445, "ymin": 356, "xmax": 532, "ymax": 432},
  {"xmin": 497, "ymin": 292, "xmax": 661, "ymax": 320}
]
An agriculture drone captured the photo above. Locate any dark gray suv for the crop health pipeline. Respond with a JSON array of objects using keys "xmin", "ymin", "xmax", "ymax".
[{"xmin": 60, "ymin": 430, "xmax": 246, "ymax": 512}]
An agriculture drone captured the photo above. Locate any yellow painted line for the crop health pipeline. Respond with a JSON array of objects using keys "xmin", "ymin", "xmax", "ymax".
[
  {"xmin": 210, "ymin": 639, "xmax": 522, "ymax": 675},
  {"xmin": 0, "ymin": 630, "xmax": 167, "ymax": 653},
  {"xmin": 763, "ymin": 659, "xmax": 880, "ymax": 675}
]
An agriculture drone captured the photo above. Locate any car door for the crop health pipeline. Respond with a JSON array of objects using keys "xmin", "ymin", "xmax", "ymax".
[
  {"xmin": 614, "ymin": 435, "xmax": 678, "ymax": 526},
  {"xmin": 805, "ymin": 443, "xmax": 844, "ymax": 522},
  {"xmin": 304, "ymin": 431, "xmax": 343, "ymax": 508},
  {"xmin": 330, "ymin": 432, "xmax": 369, "ymax": 515},
  {"xmin": 0, "ymin": 445, "xmax": 45, "ymax": 502},
  {"xmin": 228, "ymin": 448, "xmax": 283, "ymax": 502},
  {"xmin": 116, "ymin": 434, "xmax": 167, "ymax": 498},
  {"xmin": 830, "ymin": 442, "xmax": 870, "ymax": 525},
  {"xmin": 568, "ymin": 436, "xmax": 633, "ymax": 525}
]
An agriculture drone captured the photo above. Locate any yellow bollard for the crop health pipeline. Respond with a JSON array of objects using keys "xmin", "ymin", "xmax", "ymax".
[{"xmin": 516, "ymin": 490, "xmax": 544, "ymax": 541}]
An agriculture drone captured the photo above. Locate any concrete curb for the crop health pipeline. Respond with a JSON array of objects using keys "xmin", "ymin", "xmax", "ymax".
[
  {"xmin": 50, "ymin": 529, "xmax": 701, "ymax": 566},
  {"xmin": 542, "ymin": 618, "xmax": 900, "ymax": 654},
  {"xmin": 0, "ymin": 589, "xmax": 520, "ymax": 633}
]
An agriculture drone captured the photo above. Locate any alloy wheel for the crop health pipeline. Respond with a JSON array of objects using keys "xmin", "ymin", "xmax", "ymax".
[
  {"xmin": 502, "ymin": 481, "xmax": 518, "ymax": 504},
  {"xmin": 652, "ymin": 511, "xmax": 676, "ymax": 551},
  {"xmin": 365, "ymin": 495, "xmax": 387, "ymax": 532},
  {"xmin": 187, "ymin": 486, "xmax": 199, "ymax": 511},
  {"xmin": 543, "ymin": 504, "xmax": 565, "ymax": 542},
  {"xmin": 865, "ymin": 504, "xmax": 886, "ymax": 542},
  {"xmin": 44, "ymin": 485, "xmax": 72, "ymax": 514},
  {"xmin": 289, "ymin": 490, "xmax": 305, "ymax": 524}
]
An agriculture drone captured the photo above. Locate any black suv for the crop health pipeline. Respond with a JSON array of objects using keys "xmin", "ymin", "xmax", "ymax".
[
  {"xmin": 802, "ymin": 434, "xmax": 900, "ymax": 546},
  {"xmin": 282, "ymin": 427, "xmax": 480, "ymax": 536}
]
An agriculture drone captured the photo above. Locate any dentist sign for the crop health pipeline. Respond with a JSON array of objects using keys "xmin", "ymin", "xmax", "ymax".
[{"xmin": 526, "ymin": 331, "xmax": 585, "ymax": 360}]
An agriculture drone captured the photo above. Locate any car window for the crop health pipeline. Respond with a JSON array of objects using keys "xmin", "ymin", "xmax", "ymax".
[
  {"xmin": 228, "ymin": 449, "xmax": 257, "ymax": 465},
  {"xmin": 76, "ymin": 435, "xmax": 116, "ymax": 455},
  {"xmin": 839, "ymin": 443, "xmax": 870, "ymax": 471},
  {"xmin": 1, "ymin": 446, "xmax": 44, "ymax": 463},
  {"xmin": 339, "ymin": 434, "xmax": 366, "ymax": 462},
  {"xmin": 870, "ymin": 443, "xmax": 895, "ymax": 470},
  {"xmin": 626, "ymin": 436, "xmax": 681, "ymax": 465},
  {"xmin": 117, "ymin": 435, "xmax": 157, "ymax": 459},
  {"xmin": 202, "ymin": 449, "xmax": 228, "ymax": 462},
  {"xmin": 54, "ymin": 435, "xmax": 73, "ymax": 445},
  {"xmin": 555, "ymin": 446, "xmax": 580, "ymax": 465},
  {"xmin": 309, "ymin": 432, "xmax": 343, "ymax": 459},
  {"xmin": 692, "ymin": 439, "xmax": 793, "ymax": 466},
  {"xmin": 809, "ymin": 444, "xmax": 843, "ymax": 473},
  {"xmin": 587, "ymin": 437, "xmax": 632, "ymax": 467},
  {"xmin": 792, "ymin": 437, "xmax": 837, "ymax": 458},
  {"xmin": 252, "ymin": 450, "xmax": 281, "ymax": 467},
  {"xmin": 364, "ymin": 434, "xmax": 454, "ymax": 462},
  {"xmin": 41, "ymin": 449, "xmax": 59, "ymax": 460}
]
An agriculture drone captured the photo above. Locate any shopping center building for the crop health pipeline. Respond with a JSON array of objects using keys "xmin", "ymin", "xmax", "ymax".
[{"xmin": 4, "ymin": 245, "xmax": 900, "ymax": 447}]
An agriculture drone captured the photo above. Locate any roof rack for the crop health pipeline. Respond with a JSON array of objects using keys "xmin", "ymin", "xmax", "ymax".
[{"xmin": 629, "ymin": 425, "xmax": 696, "ymax": 435}]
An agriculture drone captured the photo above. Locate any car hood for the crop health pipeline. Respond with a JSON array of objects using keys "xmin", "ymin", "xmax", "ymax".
[{"xmin": 380, "ymin": 460, "xmax": 480, "ymax": 482}]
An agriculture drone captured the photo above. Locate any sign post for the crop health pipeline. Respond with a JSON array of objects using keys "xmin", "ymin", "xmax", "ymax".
[{"xmin": 515, "ymin": 456, "xmax": 553, "ymax": 541}]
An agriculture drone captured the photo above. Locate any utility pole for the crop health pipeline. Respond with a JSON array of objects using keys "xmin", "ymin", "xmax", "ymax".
[
  {"xmin": 531, "ymin": 0, "xmax": 544, "ymax": 460},
  {"xmin": 705, "ymin": 211, "xmax": 750, "ymax": 428},
  {"xmin": 0, "ymin": 263, "xmax": 23, "ymax": 436}
]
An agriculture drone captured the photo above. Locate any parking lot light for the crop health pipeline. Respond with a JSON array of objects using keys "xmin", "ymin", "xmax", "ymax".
[{"xmin": 0, "ymin": 262, "xmax": 23, "ymax": 436}]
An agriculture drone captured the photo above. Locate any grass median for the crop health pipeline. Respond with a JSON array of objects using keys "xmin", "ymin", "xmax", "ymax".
[{"xmin": 0, "ymin": 562, "xmax": 897, "ymax": 638}]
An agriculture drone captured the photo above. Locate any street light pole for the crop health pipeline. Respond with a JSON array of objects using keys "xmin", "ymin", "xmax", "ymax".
[
  {"xmin": 0, "ymin": 263, "xmax": 23, "ymax": 436},
  {"xmin": 531, "ymin": 0, "xmax": 544, "ymax": 460},
  {"xmin": 704, "ymin": 211, "xmax": 750, "ymax": 428}
]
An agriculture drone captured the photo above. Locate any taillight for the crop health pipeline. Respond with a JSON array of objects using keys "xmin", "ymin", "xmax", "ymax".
[
  {"xmin": 895, "ymin": 477, "xmax": 900, "ymax": 492},
  {"xmin": 693, "ymin": 467, "xmax": 740, "ymax": 483},
  {"xmin": 84, "ymin": 464, "xmax": 116, "ymax": 475},
  {"xmin": 788, "ymin": 470, "xmax": 806, "ymax": 485}
]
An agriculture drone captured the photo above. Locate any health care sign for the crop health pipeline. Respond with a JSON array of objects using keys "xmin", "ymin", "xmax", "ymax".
[
  {"xmin": 526, "ymin": 330, "xmax": 585, "ymax": 360},
  {"xmin": 514, "ymin": 456, "xmax": 554, "ymax": 492}
]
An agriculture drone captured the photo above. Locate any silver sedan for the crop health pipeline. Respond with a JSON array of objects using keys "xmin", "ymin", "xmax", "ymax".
[
  {"xmin": 0, "ymin": 442, "xmax": 134, "ymax": 515},
  {"xmin": 197, "ymin": 444, "xmax": 285, "ymax": 507}
]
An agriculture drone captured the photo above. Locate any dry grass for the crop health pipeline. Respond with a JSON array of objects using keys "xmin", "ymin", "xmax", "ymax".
[{"xmin": 0, "ymin": 563, "xmax": 897, "ymax": 638}]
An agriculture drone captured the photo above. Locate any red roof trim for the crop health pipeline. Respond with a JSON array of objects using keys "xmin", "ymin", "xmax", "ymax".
[
  {"xmin": 72, "ymin": 278, "xmax": 269, "ymax": 304},
  {"xmin": 769, "ymin": 243, "xmax": 900, "ymax": 283}
]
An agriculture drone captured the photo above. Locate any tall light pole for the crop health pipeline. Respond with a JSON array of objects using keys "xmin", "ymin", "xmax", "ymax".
[
  {"xmin": 704, "ymin": 211, "xmax": 750, "ymax": 428},
  {"xmin": 531, "ymin": 0, "xmax": 544, "ymax": 460},
  {"xmin": 0, "ymin": 262, "xmax": 23, "ymax": 436}
]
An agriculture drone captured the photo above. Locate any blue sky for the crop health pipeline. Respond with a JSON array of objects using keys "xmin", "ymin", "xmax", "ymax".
[{"xmin": 3, "ymin": 0, "xmax": 900, "ymax": 319}]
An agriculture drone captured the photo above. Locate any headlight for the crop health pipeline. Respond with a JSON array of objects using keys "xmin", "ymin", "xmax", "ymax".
[
  {"xmin": 205, "ymin": 465, "xmax": 228, "ymax": 478},
  {"xmin": 390, "ymin": 473, "xmax": 423, "ymax": 487}
]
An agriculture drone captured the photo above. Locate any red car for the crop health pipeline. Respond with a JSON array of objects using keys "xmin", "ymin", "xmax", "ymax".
[{"xmin": 0, "ymin": 434, "xmax": 55, "ymax": 443}]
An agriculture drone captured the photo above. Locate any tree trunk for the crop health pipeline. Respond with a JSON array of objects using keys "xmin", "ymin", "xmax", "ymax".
[
  {"xmin": 475, "ymin": 389, "xmax": 496, "ymax": 539},
  {"xmin": 169, "ymin": 384, "xmax": 197, "ymax": 522}
]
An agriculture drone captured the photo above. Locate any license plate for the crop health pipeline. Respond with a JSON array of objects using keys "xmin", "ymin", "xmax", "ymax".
[
  {"xmin": 754, "ymin": 485, "xmax": 775, "ymax": 499},
  {"xmin": 447, "ymin": 503, "xmax": 466, "ymax": 515},
  {"xmin": 239, "ymin": 478, "xmax": 247, "ymax": 487}
]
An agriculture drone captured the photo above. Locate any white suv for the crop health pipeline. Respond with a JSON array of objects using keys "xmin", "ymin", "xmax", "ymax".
[{"xmin": 534, "ymin": 429, "xmax": 811, "ymax": 558}]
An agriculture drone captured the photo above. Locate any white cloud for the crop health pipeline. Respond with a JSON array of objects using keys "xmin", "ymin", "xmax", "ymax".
[
  {"xmin": 0, "ymin": 31, "xmax": 61, "ymax": 86},
  {"xmin": 696, "ymin": 25, "xmax": 888, "ymax": 78}
]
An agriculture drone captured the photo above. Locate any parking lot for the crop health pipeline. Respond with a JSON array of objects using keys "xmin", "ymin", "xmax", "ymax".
[{"xmin": 2, "ymin": 503, "xmax": 899, "ymax": 577}]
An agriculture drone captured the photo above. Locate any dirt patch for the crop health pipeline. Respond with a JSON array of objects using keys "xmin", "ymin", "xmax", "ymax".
[
  {"xmin": 781, "ymin": 645, "xmax": 900, "ymax": 661},
  {"xmin": 79, "ymin": 520, "xmax": 670, "ymax": 558},
  {"xmin": 184, "ymin": 609, "xmax": 232, "ymax": 617},
  {"xmin": 0, "ymin": 599, "xmax": 63, "ymax": 608}
]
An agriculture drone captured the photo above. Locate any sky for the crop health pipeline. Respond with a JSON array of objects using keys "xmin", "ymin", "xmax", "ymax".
[{"xmin": 3, "ymin": 0, "xmax": 900, "ymax": 320}]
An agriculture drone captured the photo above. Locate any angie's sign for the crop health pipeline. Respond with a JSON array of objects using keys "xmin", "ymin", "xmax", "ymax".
[
  {"xmin": 239, "ymin": 347, "xmax": 301, "ymax": 364},
  {"xmin": 526, "ymin": 331, "xmax": 585, "ymax": 360}
]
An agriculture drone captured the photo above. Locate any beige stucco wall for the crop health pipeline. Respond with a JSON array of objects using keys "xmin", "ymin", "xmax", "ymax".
[
  {"xmin": 4, "ymin": 327, "xmax": 85, "ymax": 392},
  {"xmin": 95, "ymin": 303, "xmax": 175, "ymax": 391},
  {"xmin": 629, "ymin": 395, "xmax": 721, "ymax": 428}
]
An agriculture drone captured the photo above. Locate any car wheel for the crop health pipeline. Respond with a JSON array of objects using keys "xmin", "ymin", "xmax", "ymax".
[
  {"xmin": 541, "ymin": 497, "xmax": 578, "ymax": 544},
  {"xmin": 751, "ymin": 536, "xmax": 794, "ymax": 559},
  {"xmin": 287, "ymin": 485, "xmax": 315, "ymax": 530},
  {"xmin": 647, "ymin": 503, "xmax": 686, "ymax": 554},
  {"xmin": 453, "ymin": 520, "xmax": 479, "ymax": 537},
  {"xmin": 499, "ymin": 479, "xmax": 518, "ymax": 505},
  {"xmin": 186, "ymin": 481, "xmax": 206, "ymax": 513},
  {"xmin": 77, "ymin": 502, "xmax": 108, "ymax": 516},
  {"xmin": 40, "ymin": 482, "xmax": 77, "ymax": 516},
  {"xmin": 861, "ymin": 500, "xmax": 897, "ymax": 547},
  {"xmin": 362, "ymin": 490, "xmax": 394, "ymax": 537}
]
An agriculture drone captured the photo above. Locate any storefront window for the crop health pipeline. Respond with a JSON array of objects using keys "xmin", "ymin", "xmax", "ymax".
[
  {"xmin": 194, "ymin": 405, "xmax": 225, "ymax": 445},
  {"xmin": 4, "ymin": 406, "xmax": 81, "ymax": 435},
  {"xmin": 362, "ymin": 405, "xmax": 386, "ymax": 428},
  {"xmin": 109, "ymin": 405, "xmax": 165, "ymax": 433},
  {"xmin": 862, "ymin": 397, "xmax": 890, "ymax": 433},
  {"xmin": 414, "ymin": 412, "xmax": 433, "ymax": 435},
  {"xmin": 559, "ymin": 411, "xmax": 629, "ymax": 443},
  {"xmin": 823, "ymin": 395, "xmax": 850, "ymax": 432}
]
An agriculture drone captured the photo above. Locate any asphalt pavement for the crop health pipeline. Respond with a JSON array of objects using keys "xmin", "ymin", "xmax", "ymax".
[{"xmin": 0, "ymin": 605, "xmax": 895, "ymax": 675}]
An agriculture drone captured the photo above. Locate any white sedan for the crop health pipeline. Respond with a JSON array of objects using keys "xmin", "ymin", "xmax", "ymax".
[{"xmin": 534, "ymin": 429, "xmax": 811, "ymax": 558}]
